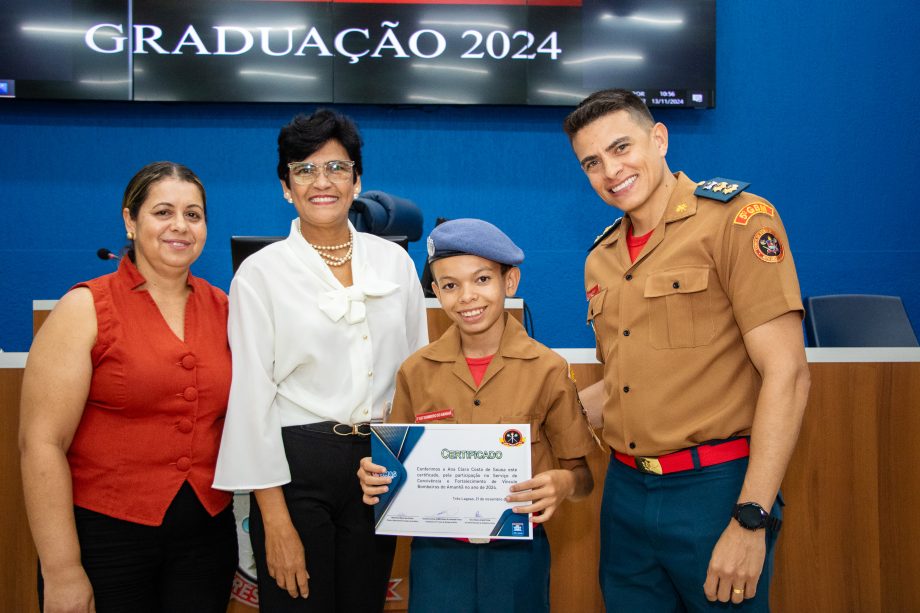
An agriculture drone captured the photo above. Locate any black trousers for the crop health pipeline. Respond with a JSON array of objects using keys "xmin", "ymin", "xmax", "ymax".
[
  {"xmin": 40, "ymin": 481, "xmax": 238, "ymax": 613},
  {"xmin": 249, "ymin": 424, "xmax": 396, "ymax": 613}
]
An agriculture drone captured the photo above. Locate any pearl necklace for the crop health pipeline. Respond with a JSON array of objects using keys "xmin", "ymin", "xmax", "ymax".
[
  {"xmin": 308, "ymin": 234, "xmax": 354, "ymax": 267},
  {"xmin": 308, "ymin": 238, "xmax": 352, "ymax": 251},
  {"xmin": 316, "ymin": 245, "xmax": 353, "ymax": 267}
]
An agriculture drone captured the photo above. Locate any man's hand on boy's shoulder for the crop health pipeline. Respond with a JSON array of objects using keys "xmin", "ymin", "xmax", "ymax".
[{"xmin": 357, "ymin": 456, "xmax": 391, "ymax": 505}]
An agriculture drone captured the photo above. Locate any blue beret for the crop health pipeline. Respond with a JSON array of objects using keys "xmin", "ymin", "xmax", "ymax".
[{"xmin": 427, "ymin": 219, "xmax": 524, "ymax": 266}]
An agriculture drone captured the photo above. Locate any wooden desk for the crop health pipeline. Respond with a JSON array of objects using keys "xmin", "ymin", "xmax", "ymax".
[
  {"xmin": 0, "ymin": 353, "xmax": 39, "ymax": 613},
  {"xmin": 547, "ymin": 348, "xmax": 920, "ymax": 613},
  {"xmin": 770, "ymin": 348, "xmax": 920, "ymax": 612},
  {"xmin": 31, "ymin": 301, "xmax": 56, "ymax": 339},
  {"xmin": 12, "ymin": 302, "xmax": 920, "ymax": 612}
]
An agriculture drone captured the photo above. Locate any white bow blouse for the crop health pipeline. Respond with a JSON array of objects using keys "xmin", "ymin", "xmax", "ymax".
[{"xmin": 214, "ymin": 219, "xmax": 428, "ymax": 491}]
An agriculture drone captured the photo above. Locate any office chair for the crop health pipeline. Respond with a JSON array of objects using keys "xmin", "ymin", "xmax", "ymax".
[
  {"xmin": 349, "ymin": 190, "xmax": 423, "ymax": 241},
  {"xmin": 230, "ymin": 191, "xmax": 423, "ymax": 273},
  {"xmin": 803, "ymin": 294, "xmax": 919, "ymax": 347}
]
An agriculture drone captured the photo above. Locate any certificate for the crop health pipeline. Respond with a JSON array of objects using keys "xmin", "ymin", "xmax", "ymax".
[{"xmin": 371, "ymin": 423, "xmax": 532, "ymax": 540}]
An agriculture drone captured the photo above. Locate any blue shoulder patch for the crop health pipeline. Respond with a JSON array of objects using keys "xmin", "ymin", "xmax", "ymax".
[
  {"xmin": 694, "ymin": 178, "xmax": 750, "ymax": 203},
  {"xmin": 589, "ymin": 218, "xmax": 622, "ymax": 252}
]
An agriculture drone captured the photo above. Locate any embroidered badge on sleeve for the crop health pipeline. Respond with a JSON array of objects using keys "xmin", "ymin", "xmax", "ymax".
[{"xmin": 752, "ymin": 228, "xmax": 784, "ymax": 263}]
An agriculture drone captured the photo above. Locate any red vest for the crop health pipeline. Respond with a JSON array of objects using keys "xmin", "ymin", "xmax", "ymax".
[{"xmin": 67, "ymin": 258, "xmax": 232, "ymax": 526}]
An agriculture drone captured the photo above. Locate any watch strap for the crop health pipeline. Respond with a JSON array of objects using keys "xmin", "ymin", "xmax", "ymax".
[{"xmin": 766, "ymin": 514, "xmax": 782, "ymax": 534}]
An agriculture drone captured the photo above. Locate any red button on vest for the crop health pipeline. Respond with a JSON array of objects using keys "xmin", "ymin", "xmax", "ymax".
[
  {"xmin": 183, "ymin": 387, "xmax": 198, "ymax": 401},
  {"xmin": 181, "ymin": 354, "xmax": 196, "ymax": 369},
  {"xmin": 178, "ymin": 419, "xmax": 194, "ymax": 434},
  {"xmin": 176, "ymin": 457, "xmax": 191, "ymax": 471}
]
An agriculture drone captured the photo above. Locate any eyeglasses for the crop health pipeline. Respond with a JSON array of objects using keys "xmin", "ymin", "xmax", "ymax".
[{"xmin": 287, "ymin": 160, "xmax": 356, "ymax": 186}]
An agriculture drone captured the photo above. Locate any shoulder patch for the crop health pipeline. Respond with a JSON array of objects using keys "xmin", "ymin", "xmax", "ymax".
[
  {"xmin": 694, "ymin": 177, "xmax": 750, "ymax": 203},
  {"xmin": 752, "ymin": 227, "xmax": 784, "ymax": 263},
  {"xmin": 733, "ymin": 201, "xmax": 775, "ymax": 226},
  {"xmin": 589, "ymin": 218, "xmax": 622, "ymax": 252}
]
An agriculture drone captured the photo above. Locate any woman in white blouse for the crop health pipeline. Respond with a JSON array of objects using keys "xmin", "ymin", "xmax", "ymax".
[{"xmin": 214, "ymin": 109, "xmax": 427, "ymax": 612}]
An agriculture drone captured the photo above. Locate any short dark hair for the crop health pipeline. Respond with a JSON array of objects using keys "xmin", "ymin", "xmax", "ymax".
[
  {"xmin": 562, "ymin": 89, "xmax": 655, "ymax": 138},
  {"xmin": 277, "ymin": 109, "xmax": 363, "ymax": 186},
  {"xmin": 122, "ymin": 161, "xmax": 206, "ymax": 262}
]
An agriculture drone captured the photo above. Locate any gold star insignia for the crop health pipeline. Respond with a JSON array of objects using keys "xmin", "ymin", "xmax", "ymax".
[
  {"xmin": 675, "ymin": 203, "xmax": 688, "ymax": 213},
  {"xmin": 712, "ymin": 181, "xmax": 728, "ymax": 194},
  {"xmin": 723, "ymin": 183, "xmax": 739, "ymax": 195}
]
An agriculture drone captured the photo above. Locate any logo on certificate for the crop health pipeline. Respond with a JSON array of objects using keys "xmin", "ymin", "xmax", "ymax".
[
  {"xmin": 500, "ymin": 429, "xmax": 526, "ymax": 447},
  {"xmin": 512, "ymin": 522, "xmax": 525, "ymax": 536}
]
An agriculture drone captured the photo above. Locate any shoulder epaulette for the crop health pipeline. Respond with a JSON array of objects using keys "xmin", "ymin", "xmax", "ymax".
[
  {"xmin": 694, "ymin": 177, "xmax": 750, "ymax": 203},
  {"xmin": 589, "ymin": 217, "xmax": 622, "ymax": 252}
]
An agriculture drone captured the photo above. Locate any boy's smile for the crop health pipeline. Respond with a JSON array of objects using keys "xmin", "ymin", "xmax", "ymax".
[{"xmin": 457, "ymin": 306, "xmax": 486, "ymax": 323}]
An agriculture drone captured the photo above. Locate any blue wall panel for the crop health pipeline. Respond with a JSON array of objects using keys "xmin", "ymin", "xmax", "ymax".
[{"xmin": 2, "ymin": 0, "xmax": 919, "ymax": 352}]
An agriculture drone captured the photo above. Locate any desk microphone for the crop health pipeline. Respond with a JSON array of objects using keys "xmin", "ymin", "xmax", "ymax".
[{"xmin": 97, "ymin": 248, "xmax": 119, "ymax": 261}]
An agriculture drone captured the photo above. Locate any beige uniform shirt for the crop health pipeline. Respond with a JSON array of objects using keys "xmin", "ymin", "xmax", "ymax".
[
  {"xmin": 389, "ymin": 316, "xmax": 596, "ymax": 476},
  {"xmin": 585, "ymin": 172, "xmax": 803, "ymax": 456}
]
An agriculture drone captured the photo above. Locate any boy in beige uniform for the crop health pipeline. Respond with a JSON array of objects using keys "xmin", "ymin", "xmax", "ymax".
[
  {"xmin": 566, "ymin": 89, "xmax": 810, "ymax": 611},
  {"xmin": 359, "ymin": 218, "xmax": 595, "ymax": 613}
]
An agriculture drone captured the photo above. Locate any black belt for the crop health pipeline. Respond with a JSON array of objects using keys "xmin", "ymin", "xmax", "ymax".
[{"xmin": 295, "ymin": 421, "xmax": 371, "ymax": 437}]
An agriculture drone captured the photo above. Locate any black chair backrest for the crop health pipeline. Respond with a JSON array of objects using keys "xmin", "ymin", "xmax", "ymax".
[
  {"xmin": 350, "ymin": 191, "xmax": 422, "ymax": 241},
  {"xmin": 229, "ymin": 190, "xmax": 419, "ymax": 274},
  {"xmin": 803, "ymin": 294, "xmax": 919, "ymax": 347}
]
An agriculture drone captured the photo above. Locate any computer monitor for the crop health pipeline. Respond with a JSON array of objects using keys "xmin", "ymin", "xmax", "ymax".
[
  {"xmin": 3, "ymin": 1, "xmax": 716, "ymax": 108},
  {"xmin": 230, "ymin": 235, "xmax": 409, "ymax": 273},
  {"xmin": 229, "ymin": 236, "xmax": 283, "ymax": 274}
]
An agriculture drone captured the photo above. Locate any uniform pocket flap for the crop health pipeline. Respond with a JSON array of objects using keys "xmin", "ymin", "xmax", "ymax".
[
  {"xmin": 586, "ymin": 288, "xmax": 607, "ymax": 323},
  {"xmin": 643, "ymin": 266, "xmax": 710, "ymax": 298}
]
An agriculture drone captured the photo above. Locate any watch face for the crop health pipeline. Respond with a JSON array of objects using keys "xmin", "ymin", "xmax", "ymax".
[{"xmin": 737, "ymin": 504, "xmax": 767, "ymax": 530}]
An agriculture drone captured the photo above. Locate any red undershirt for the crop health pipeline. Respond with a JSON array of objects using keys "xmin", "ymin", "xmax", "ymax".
[
  {"xmin": 626, "ymin": 226, "xmax": 654, "ymax": 263},
  {"xmin": 465, "ymin": 355, "xmax": 494, "ymax": 387}
]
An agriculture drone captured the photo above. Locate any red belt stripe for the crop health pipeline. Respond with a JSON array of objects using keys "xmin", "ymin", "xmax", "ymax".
[{"xmin": 614, "ymin": 438, "xmax": 750, "ymax": 475}]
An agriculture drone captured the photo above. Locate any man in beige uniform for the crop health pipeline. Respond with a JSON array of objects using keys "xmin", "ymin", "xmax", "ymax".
[{"xmin": 565, "ymin": 89, "xmax": 810, "ymax": 611}]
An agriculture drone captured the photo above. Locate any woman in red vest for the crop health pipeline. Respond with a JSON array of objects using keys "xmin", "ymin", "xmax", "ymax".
[{"xmin": 20, "ymin": 162, "xmax": 238, "ymax": 613}]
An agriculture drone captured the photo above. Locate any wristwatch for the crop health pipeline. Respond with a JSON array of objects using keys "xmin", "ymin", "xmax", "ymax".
[{"xmin": 732, "ymin": 502, "xmax": 782, "ymax": 533}]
